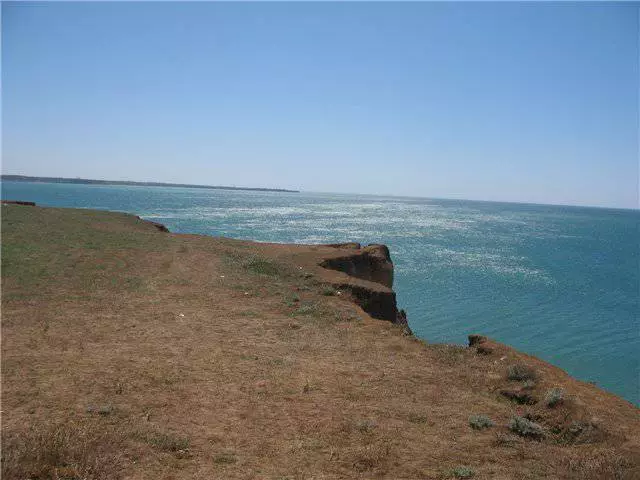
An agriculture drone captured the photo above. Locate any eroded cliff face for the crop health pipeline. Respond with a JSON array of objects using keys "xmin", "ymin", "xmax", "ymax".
[
  {"xmin": 320, "ymin": 244, "xmax": 394, "ymax": 289},
  {"xmin": 318, "ymin": 243, "xmax": 410, "ymax": 334}
]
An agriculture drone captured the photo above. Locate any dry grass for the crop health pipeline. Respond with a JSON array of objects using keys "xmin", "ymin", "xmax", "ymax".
[
  {"xmin": 507, "ymin": 363, "xmax": 538, "ymax": 382},
  {"xmin": 2, "ymin": 204, "xmax": 639, "ymax": 479},
  {"xmin": 1, "ymin": 421, "xmax": 127, "ymax": 480},
  {"xmin": 562, "ymin": 448, "xmax": 635, "ymax": 479}
]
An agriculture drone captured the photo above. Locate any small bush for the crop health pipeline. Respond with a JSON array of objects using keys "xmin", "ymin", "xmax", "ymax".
[
  {"xmin": 545, "ymin": 387, "xmax": 565, "ymax": 407},
  {"xmin": 507, "ymin": 363, "xmax": 537, "ymax": 382},
  {"xmin": 468, "ymin": 414, "xmax": 494, "ymax": 430},
  {"xmin": 509, "ymin": 416, "xmax": 544, "ymax": 439},
  {"xmin": 451, "ymin": 466, "xmax": 475, "ymax": 478}
]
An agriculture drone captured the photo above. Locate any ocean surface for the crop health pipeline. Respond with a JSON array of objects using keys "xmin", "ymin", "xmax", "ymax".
[{"xmin": 3, "ymin": 181, "xmax": 639, "ymax": 405}]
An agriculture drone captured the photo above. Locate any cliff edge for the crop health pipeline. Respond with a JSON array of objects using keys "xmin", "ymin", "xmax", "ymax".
[{"xmin": 2, "ymin": 204, "xmax": 638, "ymax": 480}]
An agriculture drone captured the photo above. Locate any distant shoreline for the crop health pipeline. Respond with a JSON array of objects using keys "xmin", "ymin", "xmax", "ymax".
[{"xmin": 0, "ymin": 175, "xmax": 299, "ymax": 193}]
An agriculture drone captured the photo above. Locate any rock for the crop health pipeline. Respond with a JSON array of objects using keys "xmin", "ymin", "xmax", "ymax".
[
  {"xmin": 334, "ymin": 283, "xmax": 398, "ymax": 322},
  {"xmin": 149, "ymin": 221, "xmax": 169, "ymax": 233},
  {"xmin": 319, "ymin": 244, "xmax": 394, "ymax": 288},
  {"xmin": 468, "ymin": 334, "xmax": 487, "ymax": 347},
  {"xmin": 319, "ymin": 243, "xmax": 411, "ymax": 334},
  {"xmin": 395, "ymin": 309, "xmax": 412, "ymax": 335},
  {"xmin": 468, "ymin": 334, "xmax": 497, "ymax": 355}
]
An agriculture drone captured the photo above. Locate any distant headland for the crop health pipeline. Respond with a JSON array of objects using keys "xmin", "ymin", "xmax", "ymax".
[{"xmin": 0, "ymin": 175, "xmax": 299, "ymax": 193}]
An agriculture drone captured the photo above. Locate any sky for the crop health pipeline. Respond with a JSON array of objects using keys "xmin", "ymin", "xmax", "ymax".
[{"xmin": 2, "ymin": 2, "xmax": 639, "ymax": 208}]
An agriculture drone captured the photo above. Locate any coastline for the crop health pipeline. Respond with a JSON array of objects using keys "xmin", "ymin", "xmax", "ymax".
[
  {"xmin": 2, "ymin": 203, "xmax": 639, "ymax": 479},
  {"xmin": 0, "ymin": 175, "xmax": 299, "ymax": 193}
]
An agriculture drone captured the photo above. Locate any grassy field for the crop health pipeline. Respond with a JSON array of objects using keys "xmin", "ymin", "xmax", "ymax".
[{"xmin": 2, "ymin": 204, "xmax": 639, "ymax": 479}]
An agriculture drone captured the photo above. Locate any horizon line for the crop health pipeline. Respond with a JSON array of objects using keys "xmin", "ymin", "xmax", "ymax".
[{"xmin": 2, "ymin": 173, "xmax": 638, "ymax": 212}]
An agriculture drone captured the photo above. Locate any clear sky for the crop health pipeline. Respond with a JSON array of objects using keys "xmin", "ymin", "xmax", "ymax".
[{"xmin": 2, "ymin": 2, "xmax": 638, "ymax": 208}]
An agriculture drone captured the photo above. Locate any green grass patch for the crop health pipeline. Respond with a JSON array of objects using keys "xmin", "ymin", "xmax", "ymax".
[{"xmin": 244, "ymin": 256, "xmax": 281, "ymax": 276}]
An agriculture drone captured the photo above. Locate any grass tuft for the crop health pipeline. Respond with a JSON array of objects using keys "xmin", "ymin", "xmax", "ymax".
[
  {"xmin": 507, "ymin": 363, "xmax": 537, "ymax": 382},
  {"xmin": 244, "ymin": 256, "xmax": 282, "ymax": 277},
  {"xmin": 509, "ymin": 416, "xmax": 544, "ymax": 439},
  {"xmin": 294, "ymin": 303, "xmax": 319, "ymax": 316},
  {"xmin": 407, "ymin": 413, "xmax": 428, "ymax": 424},
  {"xmin": 147, "ymin": 432, "xmax": 190, "ymax": 452},
  {"xmin": 468, "ymin": 414, "xmax": 494, "ymax": 430},
  {"xmin": 451, "ymin": 466, "xmax": 475, "ymax": 478},
  {"xmin": 321, "ymin": 286, "xmax": 337, "ymax": 296},
  {"xmin": 213, "ymin": 453, "xmax": 237, "ymax": 465},
  {"xmin": 545, "ymin": 387, "xmax": 565, "ymax": 408}
]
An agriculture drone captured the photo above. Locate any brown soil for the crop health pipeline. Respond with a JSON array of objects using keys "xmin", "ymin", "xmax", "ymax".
[{"xmin": 2, "ymin": 204, "xmax": 639, "ymax": 479}]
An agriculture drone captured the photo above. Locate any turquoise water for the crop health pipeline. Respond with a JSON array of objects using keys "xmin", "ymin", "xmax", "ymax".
[{"xmin": 3, "ymin": 181, "xmax": 638, "ymax": 405}]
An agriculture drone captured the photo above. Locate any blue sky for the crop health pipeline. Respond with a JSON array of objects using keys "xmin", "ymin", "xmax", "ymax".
[{"xmin": 2, "ymin": 2, "xmax": 638, "ymax": 208}]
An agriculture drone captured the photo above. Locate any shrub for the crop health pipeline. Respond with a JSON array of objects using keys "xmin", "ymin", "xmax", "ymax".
[
  {"xmin": 509, "ymin": 416, "xmax": 544, "ymax": 439},
  {"xmin": 468, "ymin": 414, "xmax": 494, "ymax": 430},
  {"xmin": 507, "ymin": 363, "xmax": 537, "ymax": 382},
  {"xmin": 545, "ymin": 387, "xmax": 565, "ymax": 407},
  {"xmin": 451, "ymin": 466, "xmax": 475, "ymax": 478}
]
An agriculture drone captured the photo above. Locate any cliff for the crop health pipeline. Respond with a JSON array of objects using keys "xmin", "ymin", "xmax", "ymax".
[
  {"xmin": 2, "ymin": 203, "xmax": 639, "ymax": 480},
  {"xmin": 318, "ymin": 243, "xmax": 410, "ymax": 333}
]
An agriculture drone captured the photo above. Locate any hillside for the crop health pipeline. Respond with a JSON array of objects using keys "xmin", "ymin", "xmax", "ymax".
[{"xmin": 2, "ymin": 203, "xmax": 639, "ymax": 479}]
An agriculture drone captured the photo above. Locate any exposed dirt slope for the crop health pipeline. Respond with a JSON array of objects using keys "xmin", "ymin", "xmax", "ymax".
[{"xmin": 2, "ymin": 204, "xmax": 638, "ymax": 479}]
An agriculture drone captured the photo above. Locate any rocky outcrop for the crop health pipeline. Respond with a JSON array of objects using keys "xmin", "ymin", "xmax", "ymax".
[
  {"xmin": 318, "ymin": 243, "xmax": 410, "ymax": 334},
  {"xmin": 149, "ymin": 221, "xmax": 170, "ymax": 233},
  {"xmin": 320, "ymin": 244, "xmax": 394, "ymax": 289},
  {"xmin": 468, "ymin": 334, "xmax": 499, "ymax": 355},
  {"xmin": 135, "ymin": 215, "xmax": 170, "ymax": 233}
]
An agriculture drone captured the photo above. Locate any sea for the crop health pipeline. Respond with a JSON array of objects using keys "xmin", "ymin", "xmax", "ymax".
[{"xmin": 2, "ymin": 180, "xmax": 638, "ymax": 405}]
